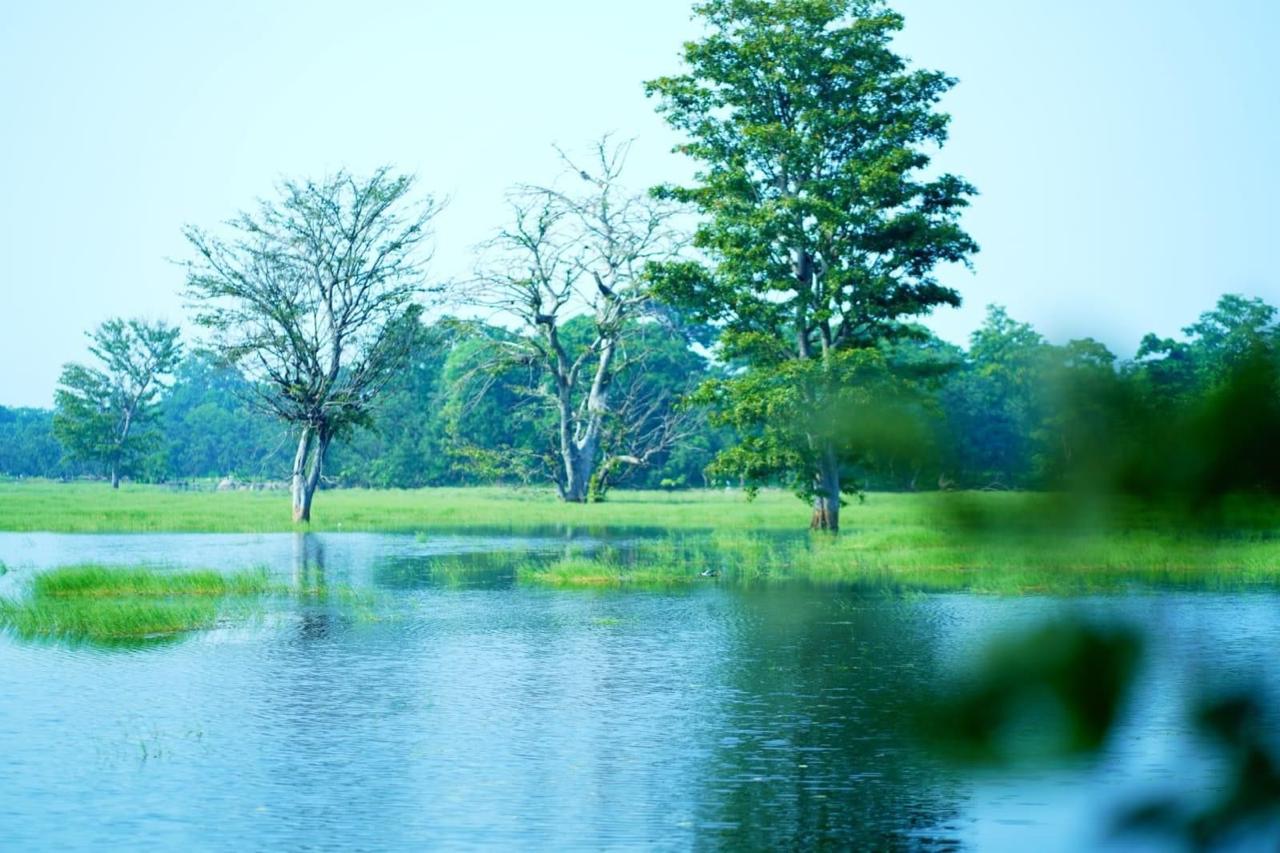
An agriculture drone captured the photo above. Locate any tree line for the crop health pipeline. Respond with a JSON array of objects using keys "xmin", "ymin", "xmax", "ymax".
[
  {"xmin": 5, "ymin": 0, "xmax": 1277, "ymax": 531},
  {"xmin": 6, "ymin": 293, "xmax": 1275, "ymax": 499}
]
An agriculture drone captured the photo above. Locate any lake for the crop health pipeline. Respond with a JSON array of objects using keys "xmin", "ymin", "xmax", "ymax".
[{"xmin": 1, "ymin": 531, "xmax": 1275, "ymax": 850}]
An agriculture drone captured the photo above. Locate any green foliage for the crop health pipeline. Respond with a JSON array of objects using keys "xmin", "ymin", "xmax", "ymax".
[
  {"xmin": 439, "ymin": 313, "xmax": 717, "ymax": 493},
  {"xmin": 433, "ymin": 324, "xmax": 554, "ymax": 486},
  {"xmin": 646, "ymin": 0, "xmax": 978, "ymax": 524},
  {"xmin": 691, "ymin": 347, "xmax": 922, "ymax": 498},
  {"xmin": 0, "ymin": 407, "xmax": 77, "ymax": 478},
  {"xmin": 10, "ymin": 291, "xmax": 1280, "ymax": 504},
  {"xmin": 160, "ymin": 351, "xmax": 282, "ymax": 480},
  {"xmin": 646, "ymin": 1, "xmax": 976, "ymax": 345},
  {"xmin": 936, "ymin": 306, "xmax": 1057, "ymax": 487},
  {"xmin": 931, "ymin": 294, "xmax": 1280, "ymax": 504},
  {"xmin": 52, "ymin": 318, "xmax": 182, "ymax": 486},
  {"xmin": 327, "ymin": 320, "xmax": 459, "ymax": 488}
]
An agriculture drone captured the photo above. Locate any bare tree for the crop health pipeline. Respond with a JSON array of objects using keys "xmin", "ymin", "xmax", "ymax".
[
  {"xmin": 183, "ymin": 169, "xmax": 441, "ymax": 522},
  {"xmin": 470, "ymin": 139, "xmax": 689, "ymax": 502},
  {"xmin": 586, "ymin": 363, "xmax": 704, "ymax": 496}
]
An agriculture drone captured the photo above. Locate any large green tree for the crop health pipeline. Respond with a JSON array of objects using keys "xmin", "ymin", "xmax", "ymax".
[
  {"xmin": 646, "ymin": 0, "xmax": 977, "ymax": 531},
  {"xmin": 52, "ymin": 318, "xmax": 182, "ymax": 488}
]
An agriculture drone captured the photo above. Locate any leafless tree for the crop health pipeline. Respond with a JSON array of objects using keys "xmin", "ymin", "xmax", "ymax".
[
  {"xmin": 470, "ymin": 138, "xmax": 688, "ymax": 501},
  {"xmin": 183, "ymin": 169, "xmax": 441, "ymax": 521}
]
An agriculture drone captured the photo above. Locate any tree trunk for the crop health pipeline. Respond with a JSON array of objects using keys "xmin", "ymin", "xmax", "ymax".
[
  {"xmin": 561, "ymin": 444, "xmax": 595, "ymax": 503},
  {"xmin": 557, "ymin": 335, "xmax": 613, "ymax": 503},
  {"xmin": 291, "ymin": 428, "xmax": 311, "ymax": 521},
  {"xmin": 558, "ymin": 395, "xmax": 601, "ymax": 503},
  {"xmin": 810, "ymin": 445, "xmax": 841, "ymax": 533},
  {"xmin": 291, "ymin": 426, "xmax": 330, "ymax": 523},
  {"xmin": 110, "ymin": 464, "xmax": 120, "ymax": 490}
]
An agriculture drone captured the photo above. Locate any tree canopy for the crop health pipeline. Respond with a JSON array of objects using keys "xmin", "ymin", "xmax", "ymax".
[
  {"xmin": 52, "ymin": 318, "xmax": 182, "ymax": 488},
  {"xmin": 183, "ymin": 169, "xmax": 441, "ymax": 520},
  {"xmin": 646, "ymin": 0, "xmax": 978, "ymax": 530}
]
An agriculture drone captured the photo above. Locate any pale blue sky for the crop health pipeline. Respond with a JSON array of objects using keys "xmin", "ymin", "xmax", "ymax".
[{"xmin": 2, "ymin": 1, "xmax": 1277, "ymax": 407}]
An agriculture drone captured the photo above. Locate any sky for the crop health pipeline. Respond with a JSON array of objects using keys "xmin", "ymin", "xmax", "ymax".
[{"xmin": 1, "ymin": 0, "xmax": 1278, "ymax": 407}]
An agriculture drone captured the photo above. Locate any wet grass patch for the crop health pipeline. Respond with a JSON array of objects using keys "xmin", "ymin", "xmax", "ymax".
[
  {"xmin": 517, "ymin": 555, "xmax": 703, "ymax": 588},
  {"xmin": 0, "ymin": 564, "xmax": 272, "ymax": 644},
  {"xmin": 512, "ymin": 528, "xmax": 1280, "ymax": 594},
  {"xmin": 32, "ymin": 565, "xmax": 271, "ymax": 599}
]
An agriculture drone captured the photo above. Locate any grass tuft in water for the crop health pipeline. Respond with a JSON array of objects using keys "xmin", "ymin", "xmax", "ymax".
[
  {"xmin": 516, "ymin": 546, "xmax": 707, "ymax": 588},
  {"xmin": 0, "ymin": 564, "xmax": 271, "ymax": 643},
  {"xmin": 32, "ymin": 565, "xmax": 271, "ymax": 599}
]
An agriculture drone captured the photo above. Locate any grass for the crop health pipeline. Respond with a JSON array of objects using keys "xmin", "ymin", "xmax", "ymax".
[
  {"xmin": 0, "ymin": 481, "xmax": 810, "ymax": 533},
  {"xmin": 0, "ymin": 564, "xmax": 272, "ymax": 644},
  {"xmin": 31, "ymin": 564, "xmax": 271, "ymax": 598},
  {"xmin": 510, "ymin": 509, "xmax": 1280, "ymax": 593},
  {"xmin": 517, "ymin": 555, "xmax": 703, "ymax": 588},
  {"xmin": 3, "ymin": 482, "xmax": 1280, "ymax": 594}
]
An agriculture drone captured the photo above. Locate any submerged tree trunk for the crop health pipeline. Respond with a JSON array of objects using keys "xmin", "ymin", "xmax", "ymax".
[
  {"xmin": 291, "ymin": 425, "xmax": 331, "ymax": 523},
  {"xmin": 810, "ymin": 444, "xmax": 841, "ymax": 533}
]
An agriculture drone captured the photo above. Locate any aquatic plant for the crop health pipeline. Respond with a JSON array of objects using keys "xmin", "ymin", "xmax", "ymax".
[
  {"xmin": 32, "ymin": 565, "xmax": 270, "ymax": 599},
  {"xmin": 517, "ymin": 555, "xmax": 702, "ymax": 588},
  {"xmin": 0, "ymin": 564, "xmax": 271, "ymax": 644},
  {"xmin": 512, "ymin": 525, "xmax": 1280, "ymax": 594}
]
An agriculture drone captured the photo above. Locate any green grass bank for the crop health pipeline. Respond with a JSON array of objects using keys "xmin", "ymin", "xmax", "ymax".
[
  {"xmin": 0, "ymin": 482, "xmax": 809, "ymax": 533},
  {"xmin": 3, "ymin": 482, "xmax": 1280, "ymax": 593}
]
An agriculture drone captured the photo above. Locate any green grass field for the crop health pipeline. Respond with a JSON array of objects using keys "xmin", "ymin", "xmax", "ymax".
[
  {"xmin": 0, "ymin": 481, "xmax": 810, "ymax": 533},
  {"xmin": 3, "ymin": 481, "xmax": 1280, "ymax": 593}
]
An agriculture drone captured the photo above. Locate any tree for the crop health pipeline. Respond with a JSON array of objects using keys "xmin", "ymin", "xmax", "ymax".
[
  {"xmin": 1120, "ymin": 294, "xmax": 1280, "ymax": 505},
  {"xmin": 939, "ymin": 306, "xmax": 1051, "ymax": 488},
  {"xmin": 0, "ymin": 407, "xmax": 78, "ymax": 479},
  {"xmin": 1134, "ymin": 294, "xmax": 1279, "ymax": 401},
  {"xmin": 436, "ymin": 322, "xmax": 555, "ymax": 487},
  {"xmin": 160, "ymin": 352, "xmax": 282, "ymax": 481},
  {"xmin": 470, "ymin": 139, "xmax": 692, "ymax": 502},
  {"xmin": 52, "ymin": 318, "xmax": 182, "ymax": 488},
  {"xmin": 183, "ymin": 169, "xmax": 441, "ymax": 522},
  {"xmin": 646, "ymin": 0, "xmax": 977, "ymax": 531},
  {"xmin": 326, "ymin": 318, "xmax": 456, "ymax": 488}
]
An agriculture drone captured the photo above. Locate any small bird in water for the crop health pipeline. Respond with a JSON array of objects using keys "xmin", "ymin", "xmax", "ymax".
[{"xmin": 699, "ymin": 568, "xmax": 720, "ymax": 578}]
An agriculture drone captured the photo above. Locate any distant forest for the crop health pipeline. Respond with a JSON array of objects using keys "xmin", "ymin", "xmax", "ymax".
[{"xmin": 5, "ymin": 293, "xmax": 1276, "ymax": 496}]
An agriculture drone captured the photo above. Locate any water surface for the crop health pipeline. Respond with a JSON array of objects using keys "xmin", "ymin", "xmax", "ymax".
[{"xmin": 0, "ymin": 532, "xmax": 1274, "ymax": 850}]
